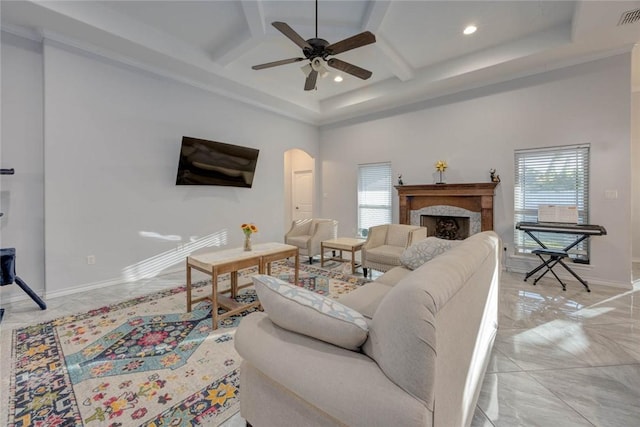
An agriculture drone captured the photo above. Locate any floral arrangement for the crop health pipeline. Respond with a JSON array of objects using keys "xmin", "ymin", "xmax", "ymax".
[
  {"xmin": 241, "ymin": 223, "xmax": 258, "ymax": 251},
  {"xmin": 435, "ymin": 160, "xmax": 448, "ymax": 184},
  {"xmin": 241, "ymin": 223, "xmax": 258, "ymax": 236},
  {"xmin": 435, "ymin": 160, "xmax": 448, "ymax": 172}
]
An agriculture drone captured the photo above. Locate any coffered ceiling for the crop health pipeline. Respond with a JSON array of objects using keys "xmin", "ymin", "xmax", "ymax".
[{"xmin": 2, "ymin": 1, "xmax": 640, "ymax": 125}]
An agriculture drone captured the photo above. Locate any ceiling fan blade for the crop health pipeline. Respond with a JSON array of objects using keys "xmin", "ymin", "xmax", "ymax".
[
  {"xmin": 252, "ymin": 57, "xmax": 305, "ymax": 70},
  {"xmin": 327, "ymin": 58, "xmax": 372, "ymax": 80},
  {"xmin": 304, "ymin": 70, "xmax": 318, "ymax": 91},
  {"xmin": 272, "ymin": 22, "xmax": 312, "ymax": 50},
  {"xmin": 325, "ymin": 31, "xmax": 376, "ymax": 55}
]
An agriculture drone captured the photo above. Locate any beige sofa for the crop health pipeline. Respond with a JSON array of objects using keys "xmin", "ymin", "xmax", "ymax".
[
  {"xmin": 361, "ymin": 223, "xmax": 427, "ymax": 276},
  {"xmin": 235, "ymin": 231, "xmax": 501, "ymax": 427}
]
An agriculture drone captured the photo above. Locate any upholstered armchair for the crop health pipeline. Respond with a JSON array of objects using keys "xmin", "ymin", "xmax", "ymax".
[
  {"xmin": 284, "ymin": 218, "xmax": 338, "ymax": 264},
  {"xmin": 361, "ymin": 224, "xmax": 427, "ymax": 276}
]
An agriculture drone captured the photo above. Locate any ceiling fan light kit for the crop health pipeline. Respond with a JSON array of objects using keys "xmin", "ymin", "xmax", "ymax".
[{"xmin": 251, "ymin": 0, "xmax": 376, "ymax": 91}]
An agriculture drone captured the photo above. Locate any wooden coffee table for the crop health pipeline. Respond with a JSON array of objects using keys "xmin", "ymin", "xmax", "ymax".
[
  {"xmin": 321, "ymin": 237, "xmax": 366, "ymax": 274},
  {"xmin": 186, "ymin": 242, "xmax": 299, "ymax": 329}
]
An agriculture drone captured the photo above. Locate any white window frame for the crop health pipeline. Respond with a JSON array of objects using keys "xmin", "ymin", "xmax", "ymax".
[
  {"xmin": 357, "ymin": 162, "xmax": 392, "ymax": 238},
  {"xmin": 514, "ymin": 144, "xmax": 590, "ymax": 261}
]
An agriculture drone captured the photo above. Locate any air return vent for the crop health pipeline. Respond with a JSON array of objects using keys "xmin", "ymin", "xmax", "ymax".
[{"xmin": 618, "ymin": 8, "xmax": 640, "ymax": 26}]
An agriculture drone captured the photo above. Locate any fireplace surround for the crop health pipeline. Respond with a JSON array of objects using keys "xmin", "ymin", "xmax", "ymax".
[{"xmin": 395, "ymin": 183, "xmax": 498, "ymax": 236}]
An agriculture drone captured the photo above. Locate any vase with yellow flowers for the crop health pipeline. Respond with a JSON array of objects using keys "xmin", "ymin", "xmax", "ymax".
[
  {"xmin": 241, "ymin": 223, "xmax": 258, "ymax": 251},
  {"xmin": 435, "ymin": 160, "xmax": 448, "ymax": 184}
]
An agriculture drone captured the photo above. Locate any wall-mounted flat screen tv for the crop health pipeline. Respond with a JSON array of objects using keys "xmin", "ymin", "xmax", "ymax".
[{"xmin": 176, "ymin": 136, "xmax": 259, "ymax": 188}]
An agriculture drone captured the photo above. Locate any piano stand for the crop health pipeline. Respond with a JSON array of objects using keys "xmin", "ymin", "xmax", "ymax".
[
  {"xmin": 525, "ymin": 248, "xmax": 590, "ymax": 292},
  {"xmin": 516, "ymin": 222, "xmax": 606, "ymax": 292}
]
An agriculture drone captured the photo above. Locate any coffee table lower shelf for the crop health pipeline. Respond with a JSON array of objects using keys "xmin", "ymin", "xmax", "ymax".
[{"xmin": 186, "ymin": 243, "xmax": 299, "ymax": 329}]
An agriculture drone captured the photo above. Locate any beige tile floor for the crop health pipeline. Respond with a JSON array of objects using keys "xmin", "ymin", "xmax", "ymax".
[{"xmin": 2, "ymin": 264, "xmax": 640, "ymax": 426}]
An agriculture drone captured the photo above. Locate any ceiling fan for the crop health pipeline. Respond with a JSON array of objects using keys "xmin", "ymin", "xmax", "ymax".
[{"xmin": 251, "ymin": 0, "xmax": 376, "ymax": 91}]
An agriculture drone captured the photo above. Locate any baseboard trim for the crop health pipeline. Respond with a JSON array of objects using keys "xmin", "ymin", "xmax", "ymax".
[
  {"xmin": 506, "ymin": 256, "xmax": 631, "ymax": 289},
  {"xmin": 44, "ymin": 266, "xmax": 186, "ymax": 300}
]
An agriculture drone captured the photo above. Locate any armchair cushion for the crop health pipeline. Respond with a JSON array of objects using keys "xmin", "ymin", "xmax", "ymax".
[
  {"xmin": 399, "ymin": 237, "xmax": 463, "ymax": 270},
  {"xmin": 363, "ymin": 245, "xmax": 405, "ymax": 265},
  {"xmin": 253, "ymin": 275, "xmax": 369, "ymax": 350},
  {"xmin": 285, "ymin": 235, "xmax": 312, "ymax": 248},
  {"xmin": 386, "ymin": 224, "xmax": 413, "ymax": 247}
]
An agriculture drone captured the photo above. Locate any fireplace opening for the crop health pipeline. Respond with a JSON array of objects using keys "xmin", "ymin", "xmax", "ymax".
[{"xmin": 421, "ymin": 215, "xmax": 470, "ymax": 240}]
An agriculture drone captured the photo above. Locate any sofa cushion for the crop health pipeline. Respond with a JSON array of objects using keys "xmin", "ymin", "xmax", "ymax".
[
  {"xmin": 375, "ymin": 266, "xmax": 412, "ymax": 286},
  {"xmin": 252, "ymin": 274, "xmax": 368, "ymax": 350},
  {"xmin": 337, "ymin": 281, "xmax": 392, "ymax": 319},
  {"xmin": 399, "ymin": 237, "xmax": 463, "ymax": 270}
]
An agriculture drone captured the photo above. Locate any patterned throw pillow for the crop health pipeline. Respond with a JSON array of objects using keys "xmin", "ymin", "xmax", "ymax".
[
  {"xmin": 252, "ymin": 274, "xmax": 368, "ymax": 351},
  {"xmin": 399, "ymin": 237, "xmax": 462, "ymax": 270}
]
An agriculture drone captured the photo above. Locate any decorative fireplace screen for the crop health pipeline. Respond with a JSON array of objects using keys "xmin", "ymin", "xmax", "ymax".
[{"xmin": 420, "ymin": 215, "xmax": 470, "ymax": 240}]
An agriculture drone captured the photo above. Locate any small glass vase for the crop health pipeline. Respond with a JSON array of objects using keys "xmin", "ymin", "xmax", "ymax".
[
  {"xmin": 243, "ymin": 234, "xmax": 252, "ymax": 251},
  {"xmin": 436, "ymin": 171, "xmax": 446, "ymax": 184}
]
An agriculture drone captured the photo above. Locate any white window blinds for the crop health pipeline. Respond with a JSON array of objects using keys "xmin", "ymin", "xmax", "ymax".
[
  {"xmin": 357, "ymin": 162, "xmax": 392, "ymax": 237},
  {"xmin": 514, "ymin": 144, "xmax": 590, "ymax": 260}
]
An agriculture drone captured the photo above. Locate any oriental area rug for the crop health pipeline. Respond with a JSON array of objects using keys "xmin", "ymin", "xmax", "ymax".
[{"xmin": 4, "ymin": 260, "xmax": 369, "ymax": 427}]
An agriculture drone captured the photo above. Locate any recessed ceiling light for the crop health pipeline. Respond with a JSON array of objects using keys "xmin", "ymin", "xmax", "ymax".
[
  {"xmin": 334, "ymin": 75, "xmax": 343, "ymax": 83},
  {"xmin": 463, "ymin": 25, "xmax": 477, "ymax": 35}
]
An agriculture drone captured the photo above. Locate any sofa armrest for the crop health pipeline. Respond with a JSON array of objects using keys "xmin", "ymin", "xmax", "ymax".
[{"xmin": 235, "ymin": 312, "xmax": 427, "ymax": 427}]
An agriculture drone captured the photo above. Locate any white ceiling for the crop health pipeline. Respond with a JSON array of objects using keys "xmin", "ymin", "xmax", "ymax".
[{"xmin": 2, "ymin": 0, "xmax": 640, "ymax": 125}]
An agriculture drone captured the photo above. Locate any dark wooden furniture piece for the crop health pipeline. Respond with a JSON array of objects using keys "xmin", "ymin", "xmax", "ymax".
[
  {"xmin": 1, "ymin": 168, "xmax": 47, "ymax": 322},
  {"xmin": 395, "ymin": 183, "xmax": 498, "ymax": 231}
]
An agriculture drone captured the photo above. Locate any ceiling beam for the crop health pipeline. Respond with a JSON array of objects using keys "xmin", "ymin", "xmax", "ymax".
[
  {"xmin": 362, "ymin": 0, "xmax": 414, "ymax": 82},
  {"xmin": 362, "ymin": 0, "xmax": 391, "ymax": 31},
  {"xmin": 213, "ymin": 0, "xmax": 266, "ymax": 66}
]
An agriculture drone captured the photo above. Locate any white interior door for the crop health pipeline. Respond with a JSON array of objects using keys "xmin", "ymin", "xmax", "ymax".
[{"xmin": 292, "ymin": 170, "xmax": 313, "ymax": 220}]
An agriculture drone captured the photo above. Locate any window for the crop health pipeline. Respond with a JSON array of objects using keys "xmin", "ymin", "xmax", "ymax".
[
  {"xmin": 514, "ymin": 144, "xmax": 590, "ymax": 260},
  {"xmin": 357, "ymin": 162, "xmax": 392, "ymax": 237}
]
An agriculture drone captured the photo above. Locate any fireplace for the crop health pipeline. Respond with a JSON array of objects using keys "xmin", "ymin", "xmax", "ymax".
[
  {"xmin": 396, "ymin": 183, "xmax": 498, "ymax": 236},
  {"xmin": 421, "ymin": 215, "xmax": 470, "ymax": 240}
]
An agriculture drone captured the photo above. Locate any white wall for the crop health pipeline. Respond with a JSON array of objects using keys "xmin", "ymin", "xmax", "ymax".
[
  {"xmin": 1, "ymin": 32, "xmax": 45, "ymax": 301},
  {"xmin": 2, "ymin": 36, "xmax": 318, "ymax": 298},
  {"xmin": 3, "ymin": 31, "xmax": 633, "ymax": 297},
  {"xmin": 321, "ymin": 54, "xmax": 632, "ymax": 287},
  {"xmin": 631, "ymin": 46, "xmax": 640, "ymax": 263}
]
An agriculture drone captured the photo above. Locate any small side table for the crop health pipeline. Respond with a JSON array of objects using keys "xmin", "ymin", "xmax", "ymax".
[{"xmin": 321, "ymin": 237, "xmax": 366, "ymax": 274}]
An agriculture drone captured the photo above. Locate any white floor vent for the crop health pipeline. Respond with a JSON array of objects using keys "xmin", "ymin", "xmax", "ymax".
[{"xmin": 619, "ymin": 8, "xmax": 640, "ymax": 26}]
